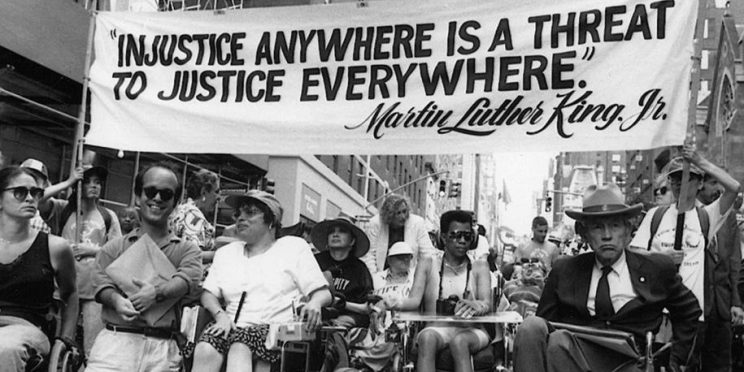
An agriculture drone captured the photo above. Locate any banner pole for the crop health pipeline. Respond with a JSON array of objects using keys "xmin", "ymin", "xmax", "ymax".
[
  {"xmin": 73, "ymin": 9, "xmax": 98, "ymax": 246},
  {"xmin": 676, "ymin": 0, "xmax": 706, "ymax": 214}
]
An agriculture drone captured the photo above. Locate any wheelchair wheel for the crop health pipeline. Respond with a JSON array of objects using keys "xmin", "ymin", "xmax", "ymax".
[{"xmin": 47, "ymin": 342, "xmax": 83, "ymax": 372}]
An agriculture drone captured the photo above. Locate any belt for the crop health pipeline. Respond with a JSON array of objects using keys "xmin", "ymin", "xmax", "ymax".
[{"xmin": 105, "ymin": 324, "xmax": 174, "ymax": 339}]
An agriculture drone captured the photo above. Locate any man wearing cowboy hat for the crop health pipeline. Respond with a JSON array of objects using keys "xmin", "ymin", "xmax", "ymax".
[
  {"xmin": 311, "ymin": 216, "xmax": 374, "ymax": 329},
  {"xmin": 513, "ymin": 183, "xmax": 700, "ymax": 372}
]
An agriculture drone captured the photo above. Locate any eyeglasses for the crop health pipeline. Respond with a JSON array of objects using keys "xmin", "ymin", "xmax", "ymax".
[
  {"xmin": 235, "ymin": 204, "xmax": 264, "ymax": 218},
  {"xmin": 142, "ymin": 186, "xmax": 175, "ymax": 202},
  {"xmin": 3, "ymin": 186, "xmax": 44, "ymax": 202},
  {"xmin": 447, "ymin": 231, "xmax": 474, "ymax": 242},
  {"xmin": 653, "ymin": 186, "xmax": 668, "ymax": 196}
]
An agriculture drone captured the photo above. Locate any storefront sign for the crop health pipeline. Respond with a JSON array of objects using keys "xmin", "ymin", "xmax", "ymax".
[{"xmin": 88, "ymin": 0, "xmax": 696, "ymax": 154}]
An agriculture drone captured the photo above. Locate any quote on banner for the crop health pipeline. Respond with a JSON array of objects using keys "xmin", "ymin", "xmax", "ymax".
[{"xmin": 87, "ymin": 0, "xmax": 696, "ymax": 154}]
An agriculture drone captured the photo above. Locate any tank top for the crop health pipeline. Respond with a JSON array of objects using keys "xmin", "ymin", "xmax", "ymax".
[{"xmin": 0, "ymin": 232, "xmax": 54, "ymax": 327}]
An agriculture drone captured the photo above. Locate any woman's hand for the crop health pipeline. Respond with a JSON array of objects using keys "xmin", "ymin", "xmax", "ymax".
[
  {"xmin": 301, "ymin": 299, "xmax": 323, "ymax": 333},
  {"xmin": 205, "ymin": 311, "xmax": 235, "ymax": 338}
]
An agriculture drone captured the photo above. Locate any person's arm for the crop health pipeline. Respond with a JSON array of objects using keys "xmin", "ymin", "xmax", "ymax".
[
  {"xmin": 41, "ymin": 167, "xmax": 84, "ymax": 203},
  {"xmin": 683, "ymin": 145, "xmax": 742, "ymax": 213},
  {"xmin": 129, "ymin": 240, "xmax": 203, "ymax": 313},
  {"xmin": 200, "ymin": 289, "xmax": 234, "ymax": 337},
  {"xmin": 49, "ymin": 235, "xmax": 79, "ymax": 340},
  {"xmin": 455, "ymin": 260, "xmax": 492, "ymax": 317},
  {"xmin": 395, "ymin": 256, "xmax": 431, "ymax": 311}
]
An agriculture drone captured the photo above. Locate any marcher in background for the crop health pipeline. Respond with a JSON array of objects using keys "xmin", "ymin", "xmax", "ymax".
[
  {"xmin": 59, "ymin": 165, "xmax": 122, "ymax": 355},
  {"xmin": 469, "ymin": 223, "xmax": 490, "ymax": 262},
  {"xmin": 20, "ymin": 158, "xmax": 82, "ymax": 234},
  {"xmin": 170, "ymin": 169, "xmax": 220, "ymax": 264},
  {"xmin": 87, "ymin": 163, "xmax": 203, "ymax": 372},
  {"xmin": 192, "ymin": 190, "xmax": 330, "ymax": 372},
  {"xmin": 361, "ymin": 194, "xmax": 436, "ymax": 274},
  {"xmin": 514, "ymin": 183, "xmax": 701, "ymax": 372},
  {"xmin": 513, "ymin": 216, "xmax": 560, "ymax": 272},
  {"xmin": 0, "ymin": 166, "xmax": 79, "ymax": 371},
  {"xmin": 630, "ymin": 146, "xmax": 742, "ymax": 372},
  {"xmin": 117, "ymin": 206, "xmax": 140, "ymax": 235},
  {"xmin": 653, "ymin": 174, "xmax": 675, "ymax": 206}
]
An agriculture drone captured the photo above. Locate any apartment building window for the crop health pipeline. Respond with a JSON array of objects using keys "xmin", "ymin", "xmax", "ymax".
[
  {"xmin": 357, "ymin": 160, "xmax": 364, "ymax": 192},
  {"xmin": 393, "ymin": 155, "xmax": 398, "ymax": 175},
  {"xmin": 332, "ymin": 155, "xmax": 339, "ymax": 173}
]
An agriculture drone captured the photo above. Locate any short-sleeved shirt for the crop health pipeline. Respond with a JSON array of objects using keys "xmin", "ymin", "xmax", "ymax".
[
  {"xmin": 169, "ymin": 198, "xmax": 215, "ymax": 251},
  {"xmin": 93, "ymin": 228, "xmax": 203, "ymax": 329},
  {"xmin": 62, "ymin": 207, "xmax": 122, "ymax": 299},
  {"xmin": 630, "ymin": 200, "xmax": 726, "ymax": 320},
  {"xmin": 315, "ymin": 250, "xmax": 374, "ymax": 326},
  {"xmin": 514, "ymin": 240, "xmax": 560, "ymax": 272},
  {"xmin": 203, "ymin": 236, "xmax": 328, "ymax": 328}
]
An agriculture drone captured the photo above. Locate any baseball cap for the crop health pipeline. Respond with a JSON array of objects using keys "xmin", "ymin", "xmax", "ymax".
[
  {"xmin": 20, "ymin": 158, "xmax": 49, "ymax": 182},
  {"xmin": 388, "ymin": 241, "xmax": 413, "ymax": 257},
  {"xmin": 225, "ymin": 190, "xmax": 283, "ymax": 222},
  {"xmin": 665, "ymin": 157, "xmax": 704, "ymax": 178}
]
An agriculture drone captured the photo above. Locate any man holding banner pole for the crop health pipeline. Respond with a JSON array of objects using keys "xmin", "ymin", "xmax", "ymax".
[{"xmin": 630, "ymin": 144, "xmax": 742, "ymax": 371}]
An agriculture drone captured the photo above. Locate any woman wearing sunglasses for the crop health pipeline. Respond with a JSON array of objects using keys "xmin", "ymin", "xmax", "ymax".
[
  {"xmin": 0, "ymin": 166, "xmax": 79, "ymax": 370},
  {"xmin": 192, "ymin": 190, "xmax": 331, "ymax": 372}
]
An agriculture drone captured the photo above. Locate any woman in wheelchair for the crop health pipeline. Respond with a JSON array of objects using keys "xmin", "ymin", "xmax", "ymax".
[
  {"xmin": 378, "ymin": 210, "xmax": 492, "ymax": 372},
  {"xmin": 0, "ymin": 166, "xmax": 79, "ymax": 371},
  {"xmin": 191, "ymin": 191, "xmax": 331, "ymax": 372}
]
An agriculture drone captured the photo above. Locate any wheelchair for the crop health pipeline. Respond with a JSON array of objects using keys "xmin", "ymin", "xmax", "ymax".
[{"xmin": 26, "ymin": 300, "xmax": 85, "ymax": 372}]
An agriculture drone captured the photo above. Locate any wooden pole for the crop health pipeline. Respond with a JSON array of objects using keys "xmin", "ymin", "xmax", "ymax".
[
  {"xmin": 676, "ymin": 0, "xmax": 706, "ymax": 214},
  {"xmin": 73, "ymin": 8, "xmax": 97, "ymax": 245}
]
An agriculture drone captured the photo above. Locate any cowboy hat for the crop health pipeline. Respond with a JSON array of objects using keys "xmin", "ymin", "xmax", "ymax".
[
  {"xmin": 311, "ymin": 217, "xmax": 370, "ymax": 257},
  {"xmin": 564, "ymin": 183, "xmax": 643, "ymax": 220}
]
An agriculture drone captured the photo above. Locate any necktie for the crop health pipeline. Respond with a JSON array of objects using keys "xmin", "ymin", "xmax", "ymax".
[{"xmin": 595, "ymin": 266, "xmax": 614, "ymax": 319}]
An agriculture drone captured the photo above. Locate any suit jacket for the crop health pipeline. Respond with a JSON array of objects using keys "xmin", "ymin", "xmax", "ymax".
[
  {"xmin": 537, "ymin": 250, "xmax": 701, "ymax": 366},
  {"xmin": 706, "ymin": 212, "xmax": 742, "ymax": 320},
  {"xmin": 361, "ymin": 214, "xmax": 435, "ymax": 274}
]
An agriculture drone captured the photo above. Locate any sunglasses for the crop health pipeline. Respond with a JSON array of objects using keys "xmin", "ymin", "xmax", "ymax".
[
  {"xmin": 3, "ymin": 186, "xmax": 44, "ymax": 202},
  {"xmin": 447, "ymin": 231, "xmax": 474, "ymax": 242},
  {"xmin": 653, "ymin": 186, "xmax": 668, "ymax": 196},
  {"xmin": 142, "ymin": 186, "xmax": 176, "ymax": 202}
]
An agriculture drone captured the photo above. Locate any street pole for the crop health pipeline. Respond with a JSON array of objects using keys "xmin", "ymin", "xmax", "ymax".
[{"xmin": 361, "ymin": 170, "xmax": 449, "ymax": 215}]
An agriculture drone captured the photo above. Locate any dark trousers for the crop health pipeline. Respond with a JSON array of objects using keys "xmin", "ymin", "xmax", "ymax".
[
  {"xmin": 689, "ymin": 315, "xmax": 732, "ymax": 372},
  {"xmin": 513, "ymin": 316, "xmax": 639, "ymax": 372}
]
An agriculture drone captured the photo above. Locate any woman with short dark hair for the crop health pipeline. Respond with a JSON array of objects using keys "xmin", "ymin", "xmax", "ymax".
[{"xmin": 0, "ymin": 166, "xmax": 79, "ymax": 371}]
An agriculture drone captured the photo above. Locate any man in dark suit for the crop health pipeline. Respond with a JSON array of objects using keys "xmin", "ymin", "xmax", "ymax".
[{"xmin": 513, "ymin": 184, "xmax": 701, "ymax": 372}]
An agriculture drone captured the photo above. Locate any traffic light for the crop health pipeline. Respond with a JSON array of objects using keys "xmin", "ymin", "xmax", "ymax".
[
  {"xmin": 545, "ymin": 195, "xmax": 552, "ymax": 212},
  {"xmin": 449, "ymin": 182, "xmax": 461, "ymax": 198},
  {"xmin": 261, "ymin": 178, "xmax": 276, "ymax": 194},
  {"xmin": 439, "ymin": 180, "xmax": 447, "ymax": 197}
]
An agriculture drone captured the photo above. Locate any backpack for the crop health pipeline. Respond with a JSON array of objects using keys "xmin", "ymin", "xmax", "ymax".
[{"xmin": 647, "ymin": 205, "xmax": 709, "ymax": 250}]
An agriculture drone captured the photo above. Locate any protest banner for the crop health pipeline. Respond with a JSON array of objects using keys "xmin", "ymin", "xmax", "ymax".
[{"xmin": 87, "ymin": 0, "xmax": 697, "ymax": 154}]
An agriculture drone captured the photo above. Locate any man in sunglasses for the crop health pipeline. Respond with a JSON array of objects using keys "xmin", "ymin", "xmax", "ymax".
[
  {"xmin": 88, "ymin": 163, "xmax": 203, "ymax": 372},
  {"xmin": 380, "ymin": 210, "xmax": 492, "ymax": 372},
  {"xmin": 630, "ymin": 145, "xmax": 742, "ymax": 372}
]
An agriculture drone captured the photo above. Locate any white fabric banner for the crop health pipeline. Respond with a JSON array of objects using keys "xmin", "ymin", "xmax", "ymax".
[{"xmin": 87, "ymin": 0, "xmax": 696, "ymax": 154}]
